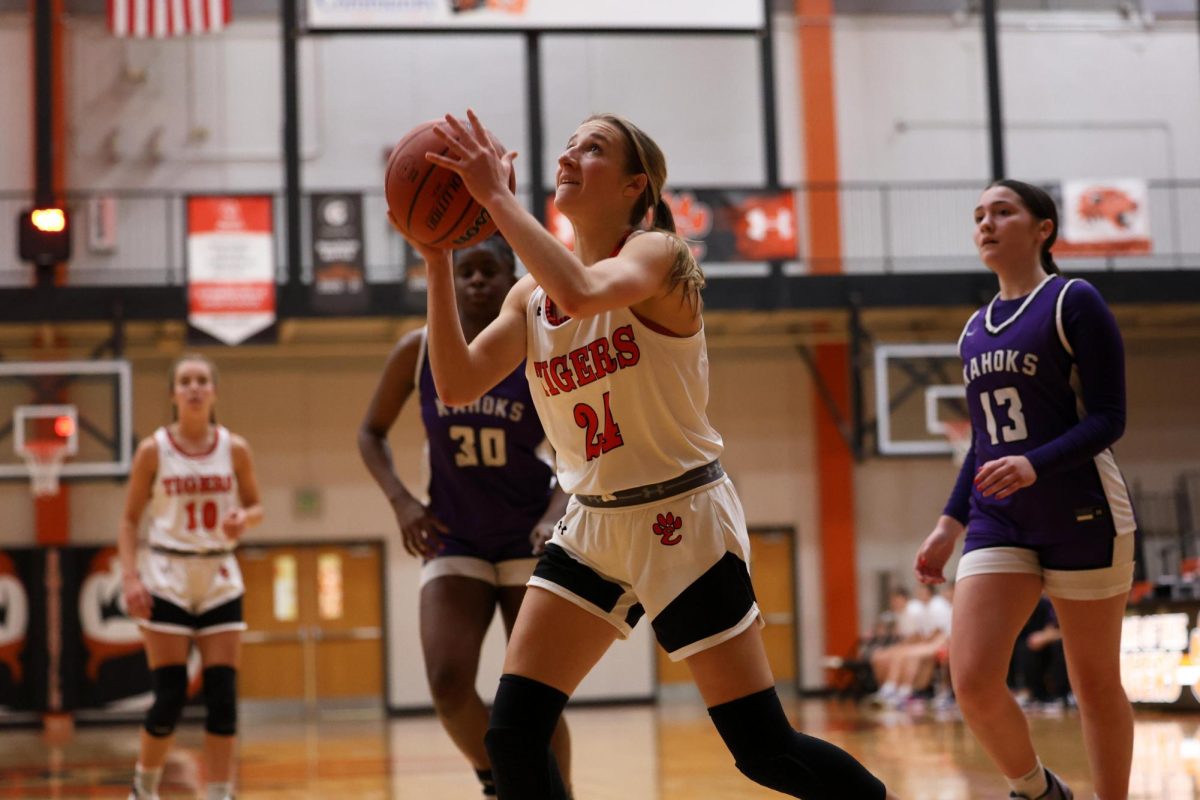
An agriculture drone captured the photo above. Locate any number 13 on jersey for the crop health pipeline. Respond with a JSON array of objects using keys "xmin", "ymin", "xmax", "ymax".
[
  {"xmin": 574, "ymin": 391, "xmax": 624, "ymax": 461},
  {"xmin": 979, "ymin": 386, "xmax": 1029, "ymax": 445}
]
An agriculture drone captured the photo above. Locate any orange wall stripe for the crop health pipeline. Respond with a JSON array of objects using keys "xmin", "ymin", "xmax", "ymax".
[
  {"xmin": 796, "ymin": 0, "xmax": 859, "ymax": 677},
  {"xmin": 797, "ymin": 0, "xmax": 842, "ymax": 275}
]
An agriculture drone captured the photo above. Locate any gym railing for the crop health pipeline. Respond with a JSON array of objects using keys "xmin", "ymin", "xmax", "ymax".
[{"xmin": 1, "ymin": 179, "xmax": 1199, "ymax": 288}]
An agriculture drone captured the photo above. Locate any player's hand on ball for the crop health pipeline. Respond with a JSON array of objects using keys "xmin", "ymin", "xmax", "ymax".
[
  {"xmin": 221, "ymin": 507, "xmax": 248, "ymax": 539},
  {"xmin": 428, "ymin": 109, "xmax": 517, "ymax": 207},
  {"xmin": 914, "ymin": 517, "xmax": 963, "ymax": 585},
  {"xmin": 410, "ymin": 239, "xmax": 453, "ymax": 273},
  {"xmin": 122, "ymin": 574, "xmax": 153, "ymax": 620},
  {"xmin": 974, "ymin": 455, "xmax": 1037, "ymax": 500},
  {"xmin": 393, "ymin": 496, "xmax": 449, "ymax": 559}
]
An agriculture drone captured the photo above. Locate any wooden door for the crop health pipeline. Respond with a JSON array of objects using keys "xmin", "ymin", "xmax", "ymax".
[
  {"xmin": 312, "ymin": 544, "xmax": 384, "ymax": 698},
  {"xmin": 656, "ymin": 527, "xmax": 797, "ymax": 686},
  {"xmin": 750, "ymin": 529, "xmax": 797, "ymax": 683},
  {"xmin": 239, "ymin": 547, "xmax": 308, "ymax": 700},
  {"xmin": 238, "ymin": 543, "xmax": 384, "ymax": 704}
]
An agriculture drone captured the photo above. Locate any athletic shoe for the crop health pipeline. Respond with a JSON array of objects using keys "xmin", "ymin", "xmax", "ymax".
[
  {"xmin": 1009, "ymin": 768, "xmax": 1074, "ymax": 799},
  {"xmin": 127, "ymin": 785, "xmax": 159, "ymax": 800}
]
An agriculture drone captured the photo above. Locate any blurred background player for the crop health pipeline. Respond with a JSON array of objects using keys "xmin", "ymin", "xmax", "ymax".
[
  {"xmin": 118, "ymin": 354, "xmax": 263, "ymax": 800},
  {"xmin": 916, "ymin": 180, "xmax": 1135, "ymax": 800},
  {"xmin": 411, "ymin": 109, "xmax": 897, "ymax": 800},
  {"xmin": 358, "ymin": 235, "xmax": 572, "ymax": 798}
]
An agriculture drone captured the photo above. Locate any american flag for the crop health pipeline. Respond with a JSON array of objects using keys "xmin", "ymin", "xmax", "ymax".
[{"xmin": 108, "ymin": 0, "xmax": 231, "ymax": 38}]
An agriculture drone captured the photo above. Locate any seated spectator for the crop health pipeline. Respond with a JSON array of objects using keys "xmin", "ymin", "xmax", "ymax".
[
  {"xmin": 870, "ymin": 583, "xmax": 954, "ymax": 707},
  {"xmin": 1009, "ymin": 594, "xmax": 1070, "ymax": 709},
  {"xmin": 832, "ymin": 589, "xmax": 912, "ymax": 698}
]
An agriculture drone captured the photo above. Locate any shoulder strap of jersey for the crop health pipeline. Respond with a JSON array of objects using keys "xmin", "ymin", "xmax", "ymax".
[{"xmin": 1054, "ymin": 278, "xmax": 1083, "ymax": 357}]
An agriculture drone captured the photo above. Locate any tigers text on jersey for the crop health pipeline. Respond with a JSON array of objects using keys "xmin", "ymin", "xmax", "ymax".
[
  {"xmin": 957, "ymin": 274, "xmax": 1135, "ymax": 540},
  {"xmin": 525, "ymin": 287, "xmax": 723, "ymax": 496},
  {"xmin": 147, "ymin": 426, "xmax": 240, "ymax": 552}
]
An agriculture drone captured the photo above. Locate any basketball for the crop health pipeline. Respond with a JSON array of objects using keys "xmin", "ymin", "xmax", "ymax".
[{"xmin": 384, "ymin": 120, "xmax": 515, "ymax": 250}]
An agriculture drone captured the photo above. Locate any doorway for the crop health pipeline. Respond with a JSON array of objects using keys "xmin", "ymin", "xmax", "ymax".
[{"xmin": 237, "ymin": 542, "xmax": 385, "ymax": 707}]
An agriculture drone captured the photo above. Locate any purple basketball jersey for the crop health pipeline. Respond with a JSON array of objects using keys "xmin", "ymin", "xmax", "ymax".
[
  {"xmin": 959, "ymin": 275, "xmax": 1132, "ymax": 565},
  {"xmin": 419, "ymin": 345, "xmax": 554, "ymax": 562}
]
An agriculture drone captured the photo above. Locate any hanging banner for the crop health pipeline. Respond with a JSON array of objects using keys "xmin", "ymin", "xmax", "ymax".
[
  {"xmin": 1056, "ymin": 179, "xmax": 1152, "ymax": 257},
  {"xmin": 187, "ymin": 195, "xmax": 276, "ymax": 345},
  {"xmin": 311, "ymin": 193, "xmax": 368, "ymax": 314},
  {"xmin": 307, "ymin": 0, "xmax": 764, "ymax": 31},
  {"xmin": 0, "ymin": 549, "xmax": 45, "ymax": 716},
  {"xmin": 545, "ymin": 189, "xmax": 798, "ymax": 264}
]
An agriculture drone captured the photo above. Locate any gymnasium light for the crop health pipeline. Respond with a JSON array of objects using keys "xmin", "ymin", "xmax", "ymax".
[{"xmin": 17, "ymin": 205, "xmax": 72, "ymax": 266}]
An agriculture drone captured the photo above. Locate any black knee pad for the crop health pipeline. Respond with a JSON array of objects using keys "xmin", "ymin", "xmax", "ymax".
[
  {"xmin": 708, "ymin": 688, "xmax": 886, "ymax": 800},
  {"xmin": 144, "ymin": 664, "xmax": 189, "ymax": 738},
  {"xmin": 203, "ymin": 665, "xmax": 238, "ymax": 736},
  {"xmin": 484, "ymin": 673, "xmax": 569, "ymax": 799}
]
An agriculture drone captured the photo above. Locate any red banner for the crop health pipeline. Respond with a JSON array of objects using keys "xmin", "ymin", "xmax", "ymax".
[{"xmin": 186, "ymin": 196, "xmax": 276, "ymax": 345}]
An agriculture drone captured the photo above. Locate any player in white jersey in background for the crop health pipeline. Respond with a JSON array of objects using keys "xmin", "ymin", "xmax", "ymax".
[
  {"xmin": 400, "ymin": 109, "xmax": 897, "ymax": 800},
  {"xmin": 118, "ymin": 354, "xmax": 263, "ymax": 800}
]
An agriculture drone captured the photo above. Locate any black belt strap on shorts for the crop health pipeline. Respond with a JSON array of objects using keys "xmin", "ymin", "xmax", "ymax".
[
  {"xmin": 151, "ymin": 544, "xmax": 234, "ymax": 558},
  {"xmin": 575, "ymin": 460, "xmax": 724, "ymax": 509}
]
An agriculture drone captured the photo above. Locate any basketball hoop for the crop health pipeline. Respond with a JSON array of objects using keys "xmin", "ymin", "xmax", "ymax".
[
  {"xmin": 21, "ymin": 440, "xmax": 68, "ymax": 497},
  {"xmin": 944, "ymin": 420, "xmax": 974, "ymax": 468}
]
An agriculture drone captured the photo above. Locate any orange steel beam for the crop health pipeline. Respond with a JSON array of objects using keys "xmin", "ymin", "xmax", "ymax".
[{"xmin": 795, "ymin": 0, "xmax": 859, "ymax": 680}]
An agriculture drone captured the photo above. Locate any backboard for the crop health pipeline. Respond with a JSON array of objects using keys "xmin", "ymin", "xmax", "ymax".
[
  {"xmin": 873, "ymin": 343, "xmax": 967, "ymax": 458},
  {"xmin": 0, "ymin": 360, "xmax": 133, "ymax": 482}
]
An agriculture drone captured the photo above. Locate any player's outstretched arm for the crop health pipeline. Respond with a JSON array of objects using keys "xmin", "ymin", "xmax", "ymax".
[
  {"xmin": 420, "ymin": 242, "xmax": 529, "ymax": 406},
  {"xmin": 427, "ymin": 110, "xmax": 674, "ymax": 318}
]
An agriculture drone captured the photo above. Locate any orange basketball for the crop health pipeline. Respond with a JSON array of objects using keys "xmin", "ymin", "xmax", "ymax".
[{"xmin": 384, "ymin": 120, "xmax": 514, "ymax": 250}]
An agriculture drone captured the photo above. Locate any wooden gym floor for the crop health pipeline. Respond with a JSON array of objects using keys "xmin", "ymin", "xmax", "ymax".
[{"xmin": 0, "ymin": 699, "xmax": 1192, "ymax": 799}]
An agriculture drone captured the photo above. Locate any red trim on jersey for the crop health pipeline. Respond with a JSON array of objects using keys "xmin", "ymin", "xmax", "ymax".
[
  {"xmin": 611, "ymin": 229, "xmax": 634, "ymax": 257},
  {"xmin": 630, "ymin": 308, "xmax": 686, "ymax": 338},
  {"xmin": 165, "ymin": 426, "xmax": 221, "ymax": 458},
  {"xmin": 541, "ymin": 228, "xmax": 641, "ymax": 327}
]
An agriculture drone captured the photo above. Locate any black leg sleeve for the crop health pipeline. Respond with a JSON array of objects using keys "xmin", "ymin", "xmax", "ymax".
[
  {"xmin": 709, "ymin": 687, "xmax": 886, "ymax": 800},
  {"xmin": 484, "ymin": 673, "xmax": 570, "ymax": 800}
]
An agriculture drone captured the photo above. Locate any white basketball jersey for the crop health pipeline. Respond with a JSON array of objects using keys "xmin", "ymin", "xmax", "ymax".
[
  {"xmin": 147, "ymin": 426, "xmax": 240, "ymax": 552},
  {"xmin": 525, "ymin": 286, "xmax": 723, "ymax": 495}
]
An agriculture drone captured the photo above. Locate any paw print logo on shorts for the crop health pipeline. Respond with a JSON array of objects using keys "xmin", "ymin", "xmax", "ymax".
[{"xmin": 652, "ymin": 513, "xmax": 683, "ymax": 546}]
